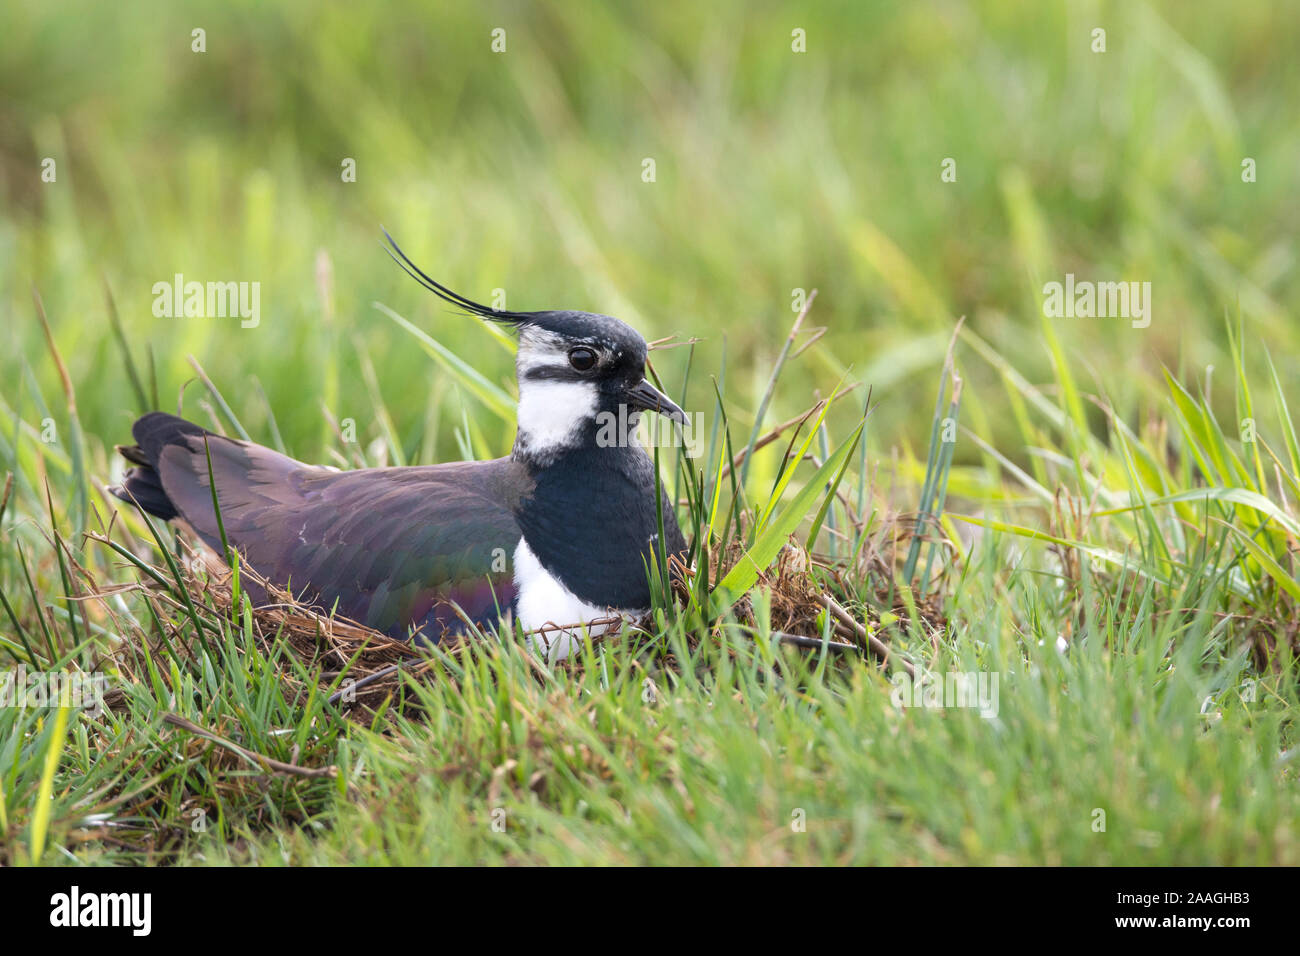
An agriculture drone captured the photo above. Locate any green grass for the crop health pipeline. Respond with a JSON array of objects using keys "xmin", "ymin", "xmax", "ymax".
[{"xmin": 2, "ymin": 0, "xmax": 1299, "ymax": 865}]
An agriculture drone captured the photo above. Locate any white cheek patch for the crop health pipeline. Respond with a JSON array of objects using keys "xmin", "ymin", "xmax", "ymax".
[
  {"xmin": 515, "ymin": 379, "xmax": 598, "ymax": 456},
  {"xmin": 513, "ymin": 538, "xmax": 625, "ymax": 661}
]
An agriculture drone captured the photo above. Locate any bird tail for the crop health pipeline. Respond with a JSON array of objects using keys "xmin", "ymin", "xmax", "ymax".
[
  {"xmin": 108, "ymin": 412, "xmax": 210, "ymax": 521},
  {"xmin": 109, "ymin": 461, "xmax": 176, "ymax": 520}
]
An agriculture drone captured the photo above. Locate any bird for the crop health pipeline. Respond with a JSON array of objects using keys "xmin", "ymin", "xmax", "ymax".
[{"xmin": 109, "ymin": 234, "xmax": 690, "ymax": 659}]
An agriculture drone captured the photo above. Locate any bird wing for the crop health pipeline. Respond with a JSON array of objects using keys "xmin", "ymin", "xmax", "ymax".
[{"xmin": 138, "ymin": 415, "xmax": 525, "ymax": 640}]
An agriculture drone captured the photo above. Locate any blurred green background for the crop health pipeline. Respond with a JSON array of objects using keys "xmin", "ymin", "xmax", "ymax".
[{"xmin": 2, "ymin": 0, "xmax": 1296, "ymax": 468}]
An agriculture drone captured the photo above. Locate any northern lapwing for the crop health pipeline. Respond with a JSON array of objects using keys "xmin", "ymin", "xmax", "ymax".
[{"xmin": 110, "ymin": 235, "xmax": 689, "ymax": 658}]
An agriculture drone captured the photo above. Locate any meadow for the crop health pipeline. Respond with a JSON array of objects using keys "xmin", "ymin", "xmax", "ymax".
[{"xmin": 1, "ymin": 0, "xmax": 1297, "ymax": 864}]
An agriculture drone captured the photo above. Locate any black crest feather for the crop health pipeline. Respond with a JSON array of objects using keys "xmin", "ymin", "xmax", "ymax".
[{"xmin": 381, "ymin": 228, "xmax": 531, "ymax": 325}]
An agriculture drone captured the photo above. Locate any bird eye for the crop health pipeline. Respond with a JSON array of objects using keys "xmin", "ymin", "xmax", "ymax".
[{"xmin": 568, "ymin": 347, "xmax": 597, "ymax": 372}]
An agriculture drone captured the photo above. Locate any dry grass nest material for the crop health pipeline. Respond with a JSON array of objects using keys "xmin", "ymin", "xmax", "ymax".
[{"xmin": 102, "ymin": 533, "xmax": 947, "ymax": 720}]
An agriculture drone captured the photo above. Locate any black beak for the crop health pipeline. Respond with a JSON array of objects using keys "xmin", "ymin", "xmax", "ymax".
[{"xmin": 625, "ymin": 379, "xmax": 688, "ymax": 425}]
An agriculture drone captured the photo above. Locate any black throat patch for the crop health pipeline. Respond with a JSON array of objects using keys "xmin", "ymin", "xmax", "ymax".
[{"xmin": 512, "ymin": 439, "xmax": 687, "ymax": 610}]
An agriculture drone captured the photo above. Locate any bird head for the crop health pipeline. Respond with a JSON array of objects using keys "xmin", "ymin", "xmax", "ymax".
[{"xmin": 384, "ymin": 231, "xmax": 687, "ymax": 464}]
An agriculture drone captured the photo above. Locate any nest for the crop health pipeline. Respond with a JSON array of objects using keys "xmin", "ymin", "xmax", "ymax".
[
  {"xmin": 99, "ymin": 543, "xmax": 437, "ymax": 717},
  {"xmin": 101, "ymin": 523, "xmax": 946, "ymax": 721},
  {"xmin": 104, "ymin": 538, "xmax": 703, "ymax": 720}
]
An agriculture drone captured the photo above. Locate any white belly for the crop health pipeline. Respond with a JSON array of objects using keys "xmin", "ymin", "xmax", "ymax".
[{"xmin": 512, "ymin": 538, "xmax": 635, "ymax": 660}]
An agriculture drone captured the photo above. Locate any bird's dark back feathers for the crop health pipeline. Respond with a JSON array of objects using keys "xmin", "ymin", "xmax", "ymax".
[{"xmin": 111, "ymin": 412, "xmax": 525, "ymax": 640}]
